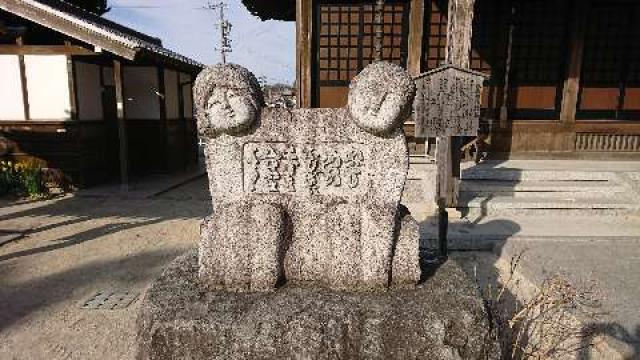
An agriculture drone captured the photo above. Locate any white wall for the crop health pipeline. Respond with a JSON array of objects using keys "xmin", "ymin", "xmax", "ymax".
[
  {"xmin": 0, "ymin": 55, "xmax": 26, "ymax": 120},
  {"xmin": 24, "ymin": 55, "xmax": 72, "ymax": 120},
  {"xmin": 164, "ymin": 69, "xmax": 179, "ymax": 119},
  {"xmin": 123, "ymin": 66, "xmax": 160, "ymax": 119},
  {"xmin": 180, "ymin": 72, "xmax": 193, "ymax": 118},
  {"xmin": 75, "ymin": 61, "xmax": 103, "ymax": 120}
]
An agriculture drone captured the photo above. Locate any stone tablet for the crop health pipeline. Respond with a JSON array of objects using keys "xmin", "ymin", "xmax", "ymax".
[
  {"xmin": 194, "ymin": 62, "xmax": 420, "ymax": 292},
  {"xmin": 413, "ymin": 64, "xmax": 487, "ymax": 138}
]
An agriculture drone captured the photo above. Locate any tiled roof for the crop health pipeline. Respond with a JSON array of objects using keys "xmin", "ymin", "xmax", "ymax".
[{"xmin": 0, "ymin": 0, "xmax": 204, "ymax": 71}]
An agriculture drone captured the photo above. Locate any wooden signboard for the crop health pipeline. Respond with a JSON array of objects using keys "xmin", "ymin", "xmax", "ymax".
[{"xmin": 413, "ymin": 65, "xmax": 487, "ymax": 138}]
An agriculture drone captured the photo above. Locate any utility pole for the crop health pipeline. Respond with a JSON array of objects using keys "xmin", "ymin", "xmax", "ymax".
[
  {"xmin": 206, "ymin": 1, "xmax": 232, "ymax": 63},
  {"xmin": 374, "ymin": 0, "xmax": 385, "ymax": 61}
]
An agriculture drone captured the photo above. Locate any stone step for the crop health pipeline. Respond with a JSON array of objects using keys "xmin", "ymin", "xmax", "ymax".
[
  {"xmin": 422, "ymin": 234, "xmax": 640, "ymax": 251},
  {"xmin": 460, "ymin": 168, "xmax": 615, "ymax": 182},
  {"xmin": 458, "ymin": 195, "xmax": 639, "ymax": 216},
  {"xmin": 459, "ymin": 179, "xmax": 623, "ymax": 193}
]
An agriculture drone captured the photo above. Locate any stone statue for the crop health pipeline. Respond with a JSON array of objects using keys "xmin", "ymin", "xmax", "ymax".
[
  {"xmin": 136, "ymin": 62, "xmax": 500, "ymax": 360},
  {"xmin": 194, "ymin": 62, "xmax": 420, "ymax": 292}
]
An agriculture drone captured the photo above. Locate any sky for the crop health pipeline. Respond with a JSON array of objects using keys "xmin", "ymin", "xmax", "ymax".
[{"xmin": 105, "ymin": 0, "xmax": 296, "ymax": 84}]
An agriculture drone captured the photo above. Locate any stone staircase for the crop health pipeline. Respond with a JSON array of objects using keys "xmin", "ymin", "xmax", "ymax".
[{"xmin": 404, "ymin": 159, "xmax": 640, "ymax": 217}]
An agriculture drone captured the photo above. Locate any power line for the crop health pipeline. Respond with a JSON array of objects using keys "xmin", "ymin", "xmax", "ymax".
[{"xmin": 204, "ymin": 1, "xmax": 232, "ymax": 63}]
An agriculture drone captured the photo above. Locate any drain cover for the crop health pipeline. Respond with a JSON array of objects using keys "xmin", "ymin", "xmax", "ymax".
[{"xmin": 81, "ymin": 290, "xmax": 139, "ymax": 310}]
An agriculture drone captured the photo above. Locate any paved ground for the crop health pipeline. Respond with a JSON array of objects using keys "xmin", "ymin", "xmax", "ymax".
[
  {"xmin": 0, "ymin": 188, "xmax": 209, "ymax": 359},
  {"xmin": 1, "ymin": 160, "xmax": 640, "ymax": 359}
]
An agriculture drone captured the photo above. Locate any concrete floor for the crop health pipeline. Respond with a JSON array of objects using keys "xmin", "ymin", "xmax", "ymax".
[{"xmin": 1, "ymin": 160, "xmax": 640, "ymax": 359}]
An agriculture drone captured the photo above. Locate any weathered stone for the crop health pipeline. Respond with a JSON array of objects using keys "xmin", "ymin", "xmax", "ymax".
[
  {"xmin": 194, "ymin": 62, "xmax": 420, "ymax": 291},
  {"xmin": 413, "ymin": 64, "xmax": 487, "ymax": 138},
  {"xmin": 136, "ymin": 250, "xmax": 500, "ymax": 360}
]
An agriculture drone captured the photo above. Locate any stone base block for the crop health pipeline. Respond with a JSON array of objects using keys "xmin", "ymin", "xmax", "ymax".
[{"xmin": 136, "ymin": 250, "xmax": 499, "ymax": 360}]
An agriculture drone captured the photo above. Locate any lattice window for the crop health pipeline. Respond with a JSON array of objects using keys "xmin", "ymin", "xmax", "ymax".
[
  {"xmin": 510, "ymin": 0, "xmax": 569, "ymax": 86},
  {"xmin": 317, "ymin": 1, "xmax": 410, "ymax": 86},
  {"xmin": 580, "ymin": 5, "xmax": 627, "ymax": 87},
  {"xmin": 578, "ymin": 1, "xmax": 640, "ymax": 120},
  {"xmin": 422, "ymin": 0, "xmax": 448, "ymax": 71},
  {"xmin": 470, "ymin": 0, "xmax": 509, "ymax": 78}
]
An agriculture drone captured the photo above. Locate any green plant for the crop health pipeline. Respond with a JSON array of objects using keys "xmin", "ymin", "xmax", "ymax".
[
  {"xmin": 18, "ymin": 160, "xmax": 45, "ymax": 196},
  {"xmin": 0, "ymin": 159, "xmax": 47, "ymax": 197}
]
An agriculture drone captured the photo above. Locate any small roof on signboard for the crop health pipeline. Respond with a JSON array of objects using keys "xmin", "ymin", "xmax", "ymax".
[{"xmin": 413, "ymin": 64, "xmax": 490, "ymax": 81}]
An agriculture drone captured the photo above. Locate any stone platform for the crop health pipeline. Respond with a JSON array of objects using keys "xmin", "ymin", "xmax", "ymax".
[{"xmin": 136, "ymin": 250, "xmax": 499, "ymax": 359}]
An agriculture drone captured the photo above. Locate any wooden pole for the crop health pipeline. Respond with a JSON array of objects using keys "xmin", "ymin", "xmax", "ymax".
[
  {"xmin": 559, "ymin": 1, "xmax": 589, "ymax": 125},
  {"xmin": 113, "ymin": 59, "xmax": 129, "ymax": 191},
  {"xmin": 499, "ymin": 4, "xmax": 515, "ymax": 129},
  {"xmin": 437, "ymin": 0, "xmax": 476, "ymax": 208},
  {"xmin": 296, "ymin": 0, "xmax": 313, "ymax": 108},
  {"xmin": 157, "ymin": 66, "xmax": 168, "ymax": 172},
  {"xmin": 374, "ymin": 0, "xmax": 385, "ymax": 61},
  {"xmin": 16, "ymin": 36, "xmax": 30, "ymax": 120},
  {"xmin": 407, "ymin": 0, "xmax": 425, "ymax": 76}
]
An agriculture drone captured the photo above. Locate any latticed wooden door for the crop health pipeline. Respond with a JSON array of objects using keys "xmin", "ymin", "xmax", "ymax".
[
  {"xmin": 314, "ymin": 0, "xmax": 410, "ymax": 107},
  {"xmin": 577, "ymin": 1, "xmax": 640, "ymax": 121}
]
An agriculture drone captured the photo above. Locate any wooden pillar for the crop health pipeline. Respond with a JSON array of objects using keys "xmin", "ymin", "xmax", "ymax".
[
  {"xmin": 436, "ymin": 0, "xmax": 475, "ymax": 208},
  {"xmin": 499, "ymin": 4, "xmax": 515, "ymax": 129},
  {"xmin": 296, "ymin": 0, "xmax": 313, "ymax": 108},
  {"xmin": 113, "ymin": 60, "xmax": 129, "ymax": 191},
  {"xmin": 559, "ymin": 1, "xmax": 589, "ymax": 124},
  {"xmin": 157, "ymin": 66, "xmax": 168, "ymax": 171},
  {"xmin": 407, "ymin": 0, "xmax": 425, "ymax": 76},
  {"xmin": 16, "ymin": 36, "xmax": 30, "ymax": 120},
  {"xmin": 177, "ymin": 74, "xmax": 187, "ymax": 170}
]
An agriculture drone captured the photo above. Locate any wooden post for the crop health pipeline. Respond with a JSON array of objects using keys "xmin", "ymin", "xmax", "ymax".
[
  {"xmin": 296, "ymin": 0, "xmax": 313, "ymax": 108},
  {"xmin": 16, "ymin": 36, "xmax": 30, "ymax": 120},
  {"xmin": 177, "ymin": 74, "xmax": 187, "ymax": 170},
  {"xmin": 559, "ymin": 1, "xmax": 589, "ymax": 124},
  {"xmin": 66, "ymin": 56, "xmax": 78, "ymax": 120},
  {"xmin": 407, "ymin": 0, "xmax": 425, "ymax": 76},
  {"xmin": 113, "ymin": 60, "xmax": 129, "ymax": 191},
  {"xmin": 436, "ymin": 0, "xmax": 476, "ymax": 208},
  {"xmin": 157, "ymin": 66, "xmax": 168, "ymax": 171},
  {"xmin": 499, "ymin": 4, "xmax": 515, "ymax": 129}
]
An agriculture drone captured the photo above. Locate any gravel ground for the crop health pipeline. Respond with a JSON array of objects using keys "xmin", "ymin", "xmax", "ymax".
[{"xmin": 0, "ymin": 179, "xmax": 210, "ymax": 360}]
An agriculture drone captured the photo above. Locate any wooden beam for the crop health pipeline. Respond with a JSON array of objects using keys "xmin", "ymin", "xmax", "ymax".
[
  {"xmin": 1, "ymin": 0, "xmax": 137, "ymax": 60},
  {"xmin": 0, "ymin": 45, "xmax": 97, "ymax": 55},
  {"xmin": 16, "ymin": 36, "xmax": 30, "ymax": 120},
  {"xmin": 66, "ymin": 55, "xmax": 78, "ymax": 120},
  {"xmin": 559, "ymin": 1, "xmax": 589, "ymax": 124},
  {"xmin": 436, "ymin": 0, "xmax": 476, "ymax": 208},
  {"xmin": 113, "ymin": 59, "xmax": 129, "ymax": 191},
  {"xmin": 407, "ymin": 0, "xmax": 425, "ymax": 76},
  {"xmin": 296, "ymin": 0, "xmax": 313, "ymax": 108},
  {"xmin": 445, "ymin": 0, "xmax": 475, "ymax": 69},
  {"xmin": 157, "ymin": 66, "xmax": 169, "ymax": 171}
]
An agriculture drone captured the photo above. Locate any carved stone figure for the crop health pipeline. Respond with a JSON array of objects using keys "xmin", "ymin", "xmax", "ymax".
[
  {"xmin": 137, "ymin": 62, "xmax": 501, "ymax": 360},
  {"xmin": 194, "ymin": 62, "xmax": 420, "ymax": 292}
]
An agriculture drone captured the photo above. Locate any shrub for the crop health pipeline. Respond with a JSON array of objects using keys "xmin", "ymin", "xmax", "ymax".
[{"xmin": 0, "ymin": 159, "xmax": 47, "ymax": 197}]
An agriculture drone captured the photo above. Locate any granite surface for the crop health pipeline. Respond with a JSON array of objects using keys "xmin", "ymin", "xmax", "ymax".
[{"xmin": 136, "ymin": 250, "xmax": 500, "ymax": 360}]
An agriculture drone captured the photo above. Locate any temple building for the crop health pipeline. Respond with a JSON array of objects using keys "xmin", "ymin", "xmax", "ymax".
[
  {"xmin": 243, "ymin": 0, "xmax": 640, "ymax": 158},
  {"xmin": 0, "ymin": 0, "xmax": 203, "ymax": 187}
]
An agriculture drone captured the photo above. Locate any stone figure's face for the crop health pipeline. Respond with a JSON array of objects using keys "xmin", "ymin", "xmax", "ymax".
[
  {"xmin": 347, "ymin": 62, "xmax": 415, "ymax": 135},
  {"xmin": 194, "ymin": 63, "xmax": 263, "ymax": 136},
  {"xmin": 348, "ymin": 86, "xmax": 406, "ymax": 134},
  {"xmin": 205, "ymin": 87, "xmax": 257, "ymax": 133}
]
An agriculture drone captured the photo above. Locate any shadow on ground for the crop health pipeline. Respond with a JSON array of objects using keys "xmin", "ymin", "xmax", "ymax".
[{"xmin": 0, "ymin": 248, "xmax": 184, "ymax": 332}]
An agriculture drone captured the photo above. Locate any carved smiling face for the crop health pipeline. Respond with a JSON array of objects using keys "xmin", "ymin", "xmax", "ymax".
[
  {"xmin": 194, "ymin": 63, "xmax": 263, "ymax": 136},
  {"xmin": 348, "ymin": 62, "xmax": 416, "ymax": 135},
  {"xmin": 205, "ymin": 86, "xmax": 257, "ymax": 133}
]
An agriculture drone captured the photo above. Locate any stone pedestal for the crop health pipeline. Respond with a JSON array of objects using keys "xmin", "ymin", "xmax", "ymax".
[{"xmin": 136, "ymin": 250, "xmax": 499, "ymax": 360}]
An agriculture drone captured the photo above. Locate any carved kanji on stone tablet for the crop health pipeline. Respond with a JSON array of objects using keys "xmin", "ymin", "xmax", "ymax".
[
  {"xmin": 413, "ymin": 64, "xmax": 487, "ymax": 138},
  {"xmin": 194, "ymin": 62, "xmax": 420, "ymax": 292}
]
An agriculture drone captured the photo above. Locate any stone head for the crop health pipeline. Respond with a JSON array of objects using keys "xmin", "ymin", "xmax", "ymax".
[
  {"xmin": 347, "ymin": 61, "xmax": 416, "ymax": 135},
  {"xmin": 194, "ymin": 63, "xmax": 264, "ymax": 136}
]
